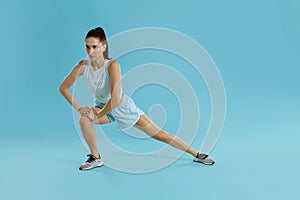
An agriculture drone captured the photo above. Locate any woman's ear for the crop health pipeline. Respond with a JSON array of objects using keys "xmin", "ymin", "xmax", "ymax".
[{"xmin": 101, "ymin": 42, "xmax": 107, "ymax": 53}]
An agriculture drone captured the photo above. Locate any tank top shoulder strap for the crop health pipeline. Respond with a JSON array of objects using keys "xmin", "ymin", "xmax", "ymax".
[
  {"xmin": 104, "ymin": 59, "xmax": 113, "ymax": 76},
  {"xmin": 83, "ymin": 59, "xmax": 91, "ymax": 78},
  {"xmin": 105, "ymin": 59, "xmax": 113, "ymax": 68}
]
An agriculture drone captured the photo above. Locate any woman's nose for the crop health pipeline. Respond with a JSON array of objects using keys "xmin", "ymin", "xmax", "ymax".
[{"xmin": 89, "ymin": 49, "xmax": 94, "ymax": 55}]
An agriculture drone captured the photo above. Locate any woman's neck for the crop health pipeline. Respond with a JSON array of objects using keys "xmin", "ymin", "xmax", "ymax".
[{"xmin": 91, "ymin": 58, "xmax": 105, "ymax": 70}]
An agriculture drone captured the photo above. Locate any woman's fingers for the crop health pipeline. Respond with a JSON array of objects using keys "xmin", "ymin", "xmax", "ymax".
[
  {"xmin": 87, "ymin": 109, "xmax": 96, "ymax": 121},
  {"xmin": 78, "ymin": 107, "xmax": 97, "ymax": 121},
  {"xmin": 78, "ymin": 106, "xmax": 92, "ymax": 115}
]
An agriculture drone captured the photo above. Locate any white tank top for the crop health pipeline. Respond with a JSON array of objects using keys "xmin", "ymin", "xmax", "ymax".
[{"xmin": 83, "ymin": 59, "xmax": 117, "ymax": 103}]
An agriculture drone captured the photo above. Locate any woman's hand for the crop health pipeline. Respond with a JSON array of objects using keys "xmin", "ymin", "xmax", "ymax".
[
  {"xmin": 78, "ymin": 106, "xmax": 97, "ymax": 121},
  {"xmin": 78, "ymin": 106, "xmax": 90, "ymax": 115}
]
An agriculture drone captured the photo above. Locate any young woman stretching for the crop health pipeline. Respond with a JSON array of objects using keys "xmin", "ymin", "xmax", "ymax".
[{"xmin": 59, "ymin": 27, "xmax": 215, "ymax": 170}]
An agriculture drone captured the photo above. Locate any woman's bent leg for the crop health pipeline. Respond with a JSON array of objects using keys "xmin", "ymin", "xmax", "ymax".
[{"xmin": 79, "ymin": 107, "xmax": 111, "ymax": 157}]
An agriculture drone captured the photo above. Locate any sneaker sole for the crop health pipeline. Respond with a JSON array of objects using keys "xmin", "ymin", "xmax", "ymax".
[
  {"xmin": 79, "ymin": 162, "xmax": 104, "ymax": 170},
  {"xmin": 193, "ymin": 158, "xmax": 215, "ymax": 165}
]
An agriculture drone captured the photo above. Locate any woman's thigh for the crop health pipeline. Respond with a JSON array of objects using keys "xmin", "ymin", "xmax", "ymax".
[
  {"xmin": 134, "ymin": 114, "xmax": 161, "ymax": 136},
  {"xmin": 92, "ymin": 106, "xmax": 112, "ymax": 124}
]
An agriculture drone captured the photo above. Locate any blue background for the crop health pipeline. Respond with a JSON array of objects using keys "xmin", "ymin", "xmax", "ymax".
[{"xmin": 0, "ymin": 0, "xmax": 299, "ymax": 199}]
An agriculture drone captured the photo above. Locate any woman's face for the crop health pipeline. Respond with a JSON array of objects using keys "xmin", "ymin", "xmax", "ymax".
[{"xmin": 85, "ymin": 37, "xmax": 106, "ymax": 61}]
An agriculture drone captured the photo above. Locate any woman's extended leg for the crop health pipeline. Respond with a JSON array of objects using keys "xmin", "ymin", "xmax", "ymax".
[{"xmin": 134, "ymin": 114, "xmax": 198, "ymax": 157}]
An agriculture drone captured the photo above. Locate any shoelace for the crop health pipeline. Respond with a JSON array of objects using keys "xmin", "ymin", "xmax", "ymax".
[
  {"xmin": 86, "ymin": 154, "xmax": 99, "ymax": 163},
  {"xmin": 197, "ymin": 152, "xmax": 208, "ymax": 160}
]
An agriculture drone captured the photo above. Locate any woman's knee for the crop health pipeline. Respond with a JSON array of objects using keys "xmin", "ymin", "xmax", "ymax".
[
  {"xmin": 153, "ymin": 131, "xmax": 173, "ymax": 142},
  {"xmin": 79, "ymin": 116, "xmax": 91, "ymax": 127}
]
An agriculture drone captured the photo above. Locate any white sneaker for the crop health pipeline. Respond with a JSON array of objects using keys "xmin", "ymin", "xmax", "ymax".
[
  {"xmin": 79, "ymin": 154, "xmax": 104, "ymax": 170},
  {"xmin": 193, "ymin": 152, "xmax": 215, "ymax": 165}
]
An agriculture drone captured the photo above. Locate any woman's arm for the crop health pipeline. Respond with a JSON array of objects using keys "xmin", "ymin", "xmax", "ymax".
[
  {"xmin": 59, "ymin": 60, "xmax": 87, "ymax": 111},
  {"xmin": 93, "ymin": 60, "xmax": 122, "ymax": 119}
]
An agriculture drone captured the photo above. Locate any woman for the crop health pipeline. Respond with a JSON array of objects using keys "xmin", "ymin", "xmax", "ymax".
[{"xmin": 59, "ymin": 27, "xmax": 215, "ymax": 170}]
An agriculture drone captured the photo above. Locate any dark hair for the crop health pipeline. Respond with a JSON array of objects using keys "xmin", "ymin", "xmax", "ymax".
[{"xmin": 85, "ymin": 27, "xmax": 110, "ymax": 59}]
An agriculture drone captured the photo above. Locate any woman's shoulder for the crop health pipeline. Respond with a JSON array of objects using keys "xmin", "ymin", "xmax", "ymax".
[
  {"xmin": 107, "ymin": 59, "xmax": 121, "ymax": 75},
  {"xmin": 75, "ymin": 59, "xmax": 88, "ymax": 75},
  {"xmin": 107, "ymin": 59, "xmax": 119, "ymax": 67}
]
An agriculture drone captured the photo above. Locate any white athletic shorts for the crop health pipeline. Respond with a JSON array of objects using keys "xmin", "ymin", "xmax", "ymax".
[{"xmin": 95, "ymin": 94, "xmax": 144, "ymax": 131}]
